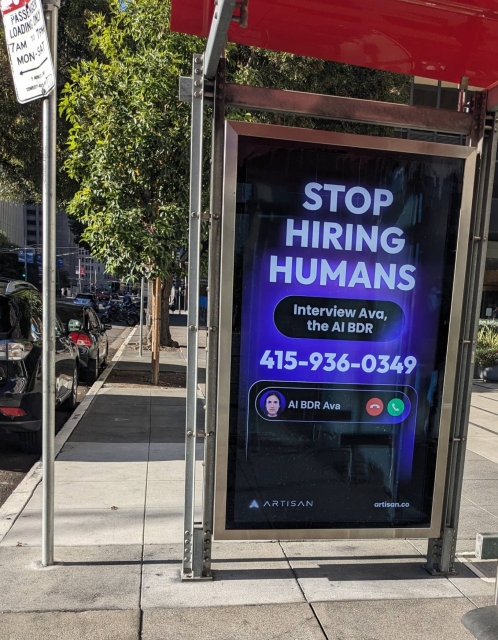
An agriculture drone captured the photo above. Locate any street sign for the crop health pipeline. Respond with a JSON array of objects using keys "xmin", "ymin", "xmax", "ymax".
[
  {"xmin": 1, "ymin": 0, "xmax": 55, "ymax": 104},
  {"xmin": 36, "ymin": 253, "xmax": 42, "ymax": 265},
  {"xmin": 18, "ymin": 248, "xmax": 34, "ymax": 263},
  {"xmin": 56, "ymin": 257, "xmax": 64, "ymax": 268},
  {"xmin": 214, "ymin": 121, "xmax": 476, "ymax": 540},
  {"xmin": 75, "ymin": 265, "xmax": 85, "ymax": 276}
]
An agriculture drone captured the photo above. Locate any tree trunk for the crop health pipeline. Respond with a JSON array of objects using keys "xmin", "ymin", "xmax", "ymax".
[
  {"xmin": 145, "ymin": 279, "xmax": 153, "ymax": 347},
  {"xmin": 160, "ymin": 275, "xmax": 177, "ymax": 347},
  {"xmin": 151, "ymin": 277, "xmax": 161, "ymax": 385}
]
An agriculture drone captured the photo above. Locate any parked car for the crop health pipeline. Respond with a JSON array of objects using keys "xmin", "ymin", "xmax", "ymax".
[
  {"xmin": 73, "ymin": 293, "xmax": 99, "ymax": 311},
  {"xmin": 0, "ymin": 279, "xmax": 79, "ymax": 454},
  {"xmin": 57, "ymin": 302, "xmax": 110, "ymax": 383},
  {"xmin": 97, "ymin": 292, "xmax": 110, "ymax": 302}
]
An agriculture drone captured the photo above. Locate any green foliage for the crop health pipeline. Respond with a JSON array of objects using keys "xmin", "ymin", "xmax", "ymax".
[
  {"xmin": 59, "ymin": 270, "xmax": 70, "ymax": 287},
  {"xmin": 479, "ymin": 319, "xmax": 498, "ymax": 332},
  {"xmin": 477, "ymin": 326, "xmax": 498, "ymax": 350},
  {"xmin": 225, "ymin": 47, "xmax": 410, "ymax": 134},
  {"xmin": 0, "ymin": 0, "xmax": 112, "ymax": 204},
  {"xmin": 476, "ymin": 326, "xmax": 498, "ymax": 367},
  {"xmin": 476, "ymin": 349, "xmax": 498, "ymax": 368},
  {"xmin": 61, "ymin": 0, "xmax": 200, "ymax": 279}
]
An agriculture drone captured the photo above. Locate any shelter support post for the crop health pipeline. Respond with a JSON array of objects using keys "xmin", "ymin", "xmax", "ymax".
[
  {"xmin": 426, "ymin": 107, "xmax": 498, "ymax": 574},
  {"xmin": 198, "ymin": 59, "xmax": 226, "ymax": 579},
  {"xmin": 41, "ymin": 0, "xmax": 59, "ymax": 568},
  {"xmin": 182, "ymin": 53, "xmax": 204, "ymax": 580},
  {"xmin": 204, "ymin": 0, "xmax": 237, "ymax": 79}
]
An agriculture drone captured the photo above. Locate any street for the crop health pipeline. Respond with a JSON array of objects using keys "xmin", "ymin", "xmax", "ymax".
[{"xmin": 0, "ymin": 322, "xmax": 130, "ymax": 507}]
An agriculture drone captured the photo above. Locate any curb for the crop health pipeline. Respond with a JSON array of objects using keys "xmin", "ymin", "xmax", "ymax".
[{"xmin": 0, "ymin": 326, "xmax": 137, "ymax": 543}]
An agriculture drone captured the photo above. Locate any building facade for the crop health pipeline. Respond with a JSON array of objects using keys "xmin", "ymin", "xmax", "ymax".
[
  {"xmin": 0, "ymin": 201, "xmax": 24, "ymax": 246},
  {"xmin": 0, "ymin": 202, "xmax": 110, "ymax": 291}
]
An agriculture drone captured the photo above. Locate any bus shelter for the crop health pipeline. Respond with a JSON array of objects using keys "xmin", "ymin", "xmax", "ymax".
[{"xmin": 171, "ymin": 0, "xmax": 498, "ymax": 580}]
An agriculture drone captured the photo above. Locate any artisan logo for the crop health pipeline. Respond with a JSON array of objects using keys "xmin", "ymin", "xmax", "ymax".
[
  {"xmin": 249, "ymin": 500, "xmax": 259, "ymax": 508},
  {"xmin": 263, "ymin": 500, "xmax": 313, "ymax": 508}
]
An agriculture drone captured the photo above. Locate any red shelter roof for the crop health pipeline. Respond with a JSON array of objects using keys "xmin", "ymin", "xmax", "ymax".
[{"xmin": 171, "ymin": 0, "xmax": 498, "ymax": 89}]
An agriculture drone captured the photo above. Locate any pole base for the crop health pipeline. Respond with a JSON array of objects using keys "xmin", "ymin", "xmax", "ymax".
[
  {"xmin": 423, "ymin": 563, "xmax": 457, "ymax": 576},
  {"xmin": 181, "ymin": 571, "xmax": 214, "ymax": 582}
]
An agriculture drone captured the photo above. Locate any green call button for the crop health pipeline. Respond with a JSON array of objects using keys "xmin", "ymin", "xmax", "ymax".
[{"xmin": 387, "ymin": 398, "xmax": 405, "ymax": 417}]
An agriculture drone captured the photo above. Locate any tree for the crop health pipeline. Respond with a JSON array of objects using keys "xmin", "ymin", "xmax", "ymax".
[
  {"xmin": 61, "ymin": 0, "xmax": 201, "ymax": 361},
  {"xmin": 0, "ymin": 0, "xmax": 112, "ymax": 205}
]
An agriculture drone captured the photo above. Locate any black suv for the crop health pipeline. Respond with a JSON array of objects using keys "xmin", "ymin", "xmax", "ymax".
[{"xmin": 0, "ymin": 279, "xmax": 79, "ymax": 453}]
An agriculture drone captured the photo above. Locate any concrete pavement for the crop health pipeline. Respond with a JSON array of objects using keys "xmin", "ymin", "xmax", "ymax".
[{"xmin": 0, "ymin": 326, "xmax": 498, "ymax": 638}]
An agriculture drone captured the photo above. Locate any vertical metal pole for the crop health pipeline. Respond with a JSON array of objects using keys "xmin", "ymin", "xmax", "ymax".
[
  {"xmin": 151, "ymin": 277, "xmax": 161, "ymax": 385},
  {"xmin": 41, "ymin": 0, "xmax": 59, "ymax": 568},
  {"xmin": 24, "ymin": 251, "xmax": 27, "ymax": 281},
  {"xmin": 426, "ymin": 104, "xmax": 497, "ymax": 574},
  {"xmin": 494, "ymin": 563, "xmax": 498, "ymax": 606},
  {"xmin": 200, "ymin": 59, "xmax": 226, "ymax": 579},
  {"xmin": 182, "ymin": 53, "xmax": 204, "ymax": 580},
  {"xmin": 78, "ymin": 256, "xmax": 81, "ymax": 291},
  {"xmin": 139, "ymin": 276, "xmax": 144, "ymax": 357}
]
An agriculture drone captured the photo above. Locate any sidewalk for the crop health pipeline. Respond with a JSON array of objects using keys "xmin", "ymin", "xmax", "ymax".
[{"xmin": 0, "ymin": 327, "xmax": 498, "ymax": 638}]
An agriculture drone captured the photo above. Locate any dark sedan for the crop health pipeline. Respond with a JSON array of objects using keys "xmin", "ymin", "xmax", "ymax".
[
  {"xmin": 56, "ymin": 302, "xmax": 110, "ymax": 383},
  {"xmin": 0, "ymin": 280, "xmax": 79, "ymax": 453}
]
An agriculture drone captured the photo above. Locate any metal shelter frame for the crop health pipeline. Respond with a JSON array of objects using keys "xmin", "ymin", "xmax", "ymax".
[{"xmin": 180, "ymin": 0, "xmax": 498, "ymax": 579}]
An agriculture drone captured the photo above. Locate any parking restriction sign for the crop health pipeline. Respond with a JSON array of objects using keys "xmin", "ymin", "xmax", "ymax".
[{"xmin": 1, "ymin": 0, "xmax": 55, "ymax": 104}]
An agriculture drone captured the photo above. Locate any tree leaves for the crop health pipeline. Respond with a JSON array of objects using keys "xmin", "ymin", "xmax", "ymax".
[
  {"xmin": 0, "ymin": 0, "xmax": 112, "ymax": 204},
  {"xmin": 61, "ymin": 1, "xmax": 199, "ymax": 278}
]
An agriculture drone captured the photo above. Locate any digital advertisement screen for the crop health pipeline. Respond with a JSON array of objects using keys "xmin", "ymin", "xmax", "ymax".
[{"xmin": 224, "ymin": 131, "xmax": 465, "ymax": 531}]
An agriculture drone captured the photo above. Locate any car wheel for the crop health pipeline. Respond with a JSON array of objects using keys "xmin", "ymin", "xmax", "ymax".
[
  {"xmin": 61, "ymin": 367, "xmax": 78, "ymax": 410},
  {"xmin": 19, "ymin": 425, "xmax": 43, "ymax": 454},
  {"xmin": 85, "ymin": 357, "xmax": 99, "ymax": 384},
  {"xmin": 126, "ymin": 314, "xmax": 138, "ymax": 326}
]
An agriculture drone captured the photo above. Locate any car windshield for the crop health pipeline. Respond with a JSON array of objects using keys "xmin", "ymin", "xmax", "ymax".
[{"xmin": 76, "ymin": 294, "xmax": 93, "ymax": 299}]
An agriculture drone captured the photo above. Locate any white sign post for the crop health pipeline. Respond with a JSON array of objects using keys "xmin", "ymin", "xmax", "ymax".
[
  {"xmin": 2, "ymin": 0, "xmax": 59, "ymax": 567},
  {"xmin": 1, "ymin": 0, "xmax": 55, "ymax": 104}
]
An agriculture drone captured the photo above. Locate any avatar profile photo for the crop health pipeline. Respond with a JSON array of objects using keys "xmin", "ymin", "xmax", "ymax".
[{"xmin": 260, "ymin": 390, "xmax": 286, "ymax": 418}]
